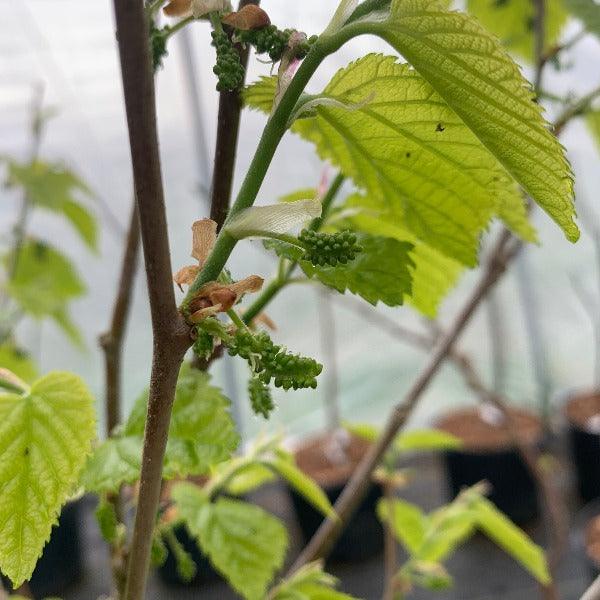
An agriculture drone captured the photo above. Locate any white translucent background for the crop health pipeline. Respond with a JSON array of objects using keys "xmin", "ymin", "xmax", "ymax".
[{"xmin": 1, "ymin": 0, "xmax": 599, "ymax": 441}]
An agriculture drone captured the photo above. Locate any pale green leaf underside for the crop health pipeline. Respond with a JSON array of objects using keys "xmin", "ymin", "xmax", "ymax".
[
  {"xmin": 173, "ymin": 484, "xmax": 288, "ymax": 600},
  {"xmin": 369, "ymin": 0, "xmax": 576, "ymax": 242},
  {"xmin": 563, "ymin": 0, "xmax": 600, "ymax": 38},
  {"xmin": 0, "ymin": 372, "xmax": 96, "ymax": 586},
  {"xmin": 246, "ymin": 54, "xmax": 536, "ymax": 265},
  {"xmin": 467, "ymin": 0, "xmax": 568, "ymax": 61}
]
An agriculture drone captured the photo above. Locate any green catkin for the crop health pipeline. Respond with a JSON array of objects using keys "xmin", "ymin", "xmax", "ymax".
[
  {"xmin": 248, "ymin": 377, "xmax": 274, "ymax": 418},
  {"xmin": 238, "ymin": 26, "xmax": 316, "ymax": 63},
  {"xmin": 228, "ymin": 329, "xmax": 322, "ymax": 391},
  {"xmin": 211, "ymin": 30, "xmax": 245, "ymax": 92},
  {"xmin": 150, "ymin": 23, "xmax": 170, "ymax": 71},
  {"xmin": 299, "ymin": 229, "xmax": 362, "ymax": 267}
]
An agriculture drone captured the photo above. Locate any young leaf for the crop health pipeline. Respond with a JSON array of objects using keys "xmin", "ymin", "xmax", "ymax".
[
  {"xmin": 466, "ymin": 0, "xmax": 568, "ymax": 61},
  {"xmin": 270, "ymin": 561, "xmax": 359, "ymax": 600},
  {"xmin": 224, "ymin": 462, "xmax": 277, "ymax": 496},
  {"xmin": 5, "ymin": 241, "xmax": 85, "ymax": 343},
  {"xmin": 0, "ymin": 344, "xmax": 38, "ymax": 383},
  {"xmin": 172, "ymin": 483, "xmax": 288, "ymax": 600},
  {"xmin": 365, "ymin": 0, "xmax": 577, "ymax": 242},
  {"xmin": 6, "ymin": 161, "xmax": 97, "ymax": 251},
  {"xmin": 377, "ymin": 498, "xmax": 427, "ymax": 555},
  {"xmin": 563, "ymin": 0, "xmax": 600, "ymax": 38},
  {"xmin": 0, "ymin": 372, "xmax": 96, "ymax": 587},
  {"xmin": 471, "ymin": 495, "xmax": 551, "ymax": 584},
  {"xmin": 301, "ymin": 234, "xmax": 414, "ymax": 306},
  {"xmin": 81, "ymin": 366, "xmax": 239, "ymax": 493},
  {"xmin": 262, "ymin": 455, "xmax": 336, "ymax": 518},
  {"xmin": 394, "ymin": 429, "xmax": 463, "ymax": 452}
]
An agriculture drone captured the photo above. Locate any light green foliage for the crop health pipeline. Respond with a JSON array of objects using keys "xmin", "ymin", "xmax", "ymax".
[
  {"xmin": 301, "ymin": 234, "xmax": 414, "ymax": 306},
  {"xmin": 341, "ymin": 197, "xmax": 465, "ymax": 316},
  {"xmin": 262, "ymin": 452, "xmax": 336, "ymax": 518},
  {"xmin": 377, "ymin": 485, "xmax": 550, "ymax": 590},
  {"xmin": 6, "ymin": 160, "xmax": 97, "ymax": 251},
  {"xmin": 80, "ymin": 366, "xmax": 238, "ymax": 492},
  {"xmin": 172, "ymin": 483, "xmax": 288, "ymax": 600},
  {"xmin": 270, "ymin": 561, "xmax": 359, "ymax": 600},
  {"xmin": 0, "ymin": 344, "xmax": 38, "ymax": 383},
  {"xmin": 471, "ymin": 493, "xmax": 550, "ymax": 584},
  {"xmin": 4, "ymin": 241, "xmax": 85, "ymax": 345},
  {"xmin": 394, "ymin": 429, "xmax": 463, "ymax": 452},
  {"xmin": 95, "ymin": 497, "xmax": 119, "ymax": 544},
  {"xmin": 279, "ymin": 187, "xmax": 317, "ymax": 203},
  {"xmin": 0, "ymin": 372, "xmax": 96, "ymax": 587},
  {"xmin": 467, "ymin": 0, "xmax": 568, "ymax": 61},
  {"xmin": 588, "ymin": 111, "xmax": 600, "ymax": 151},
  {"xmin": 564, "ymin": 0, "xmax": 600, "ymax": 37},
  {"xmin": 369, "ymin": 0, "xmax": 576, "ymax": 242},
  {"xmin": 246, "ymin": 55, "xmax": 533, "ymax": 265}
]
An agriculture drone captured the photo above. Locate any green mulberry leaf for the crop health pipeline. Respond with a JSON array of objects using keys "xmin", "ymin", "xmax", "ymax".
[
  {"xmin": 4, "ymin": 241, "xmax": 86, "ymax": 344},
  {"xmin": 563, "ymin": 0, "xmax": 600, "ymax": 38},
  {"xmin": 0, "ymin": 372, "xmax": 96, "ymax": 587},
  {"xmin": 172, "ymin": 483, "xmax": 288, "ymax": 600},
  {"xmin": 270, "ymin": 561, "xmax": 359, "ymax": 600},
  {"xmin": 245, "ymin": 54, "xmax": 536, "ymax": 265},
  {"xmin": 5, "ymin": 161, "xmax": 97, "ymax": 251},
  {"xmin": 301, "ymin": 233, "xmax": 414, "ymax": 306},
  {"xmin": 466, "ymin": 0, "xmax": 568, "ymax": 61},
  {"xmin": 363, "ymin": 0, "xmax": 576, "ymax": 242},
  {"xmin": 80, "ymin": 366, "xmax": 239, "ymax": 493},
  {"xmin": 0, "ymin": 344, "xmax": 38, "ymax": 383}
]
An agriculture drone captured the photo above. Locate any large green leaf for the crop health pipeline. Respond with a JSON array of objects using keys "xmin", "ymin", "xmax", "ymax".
[
  {"xmin": 471, "ymin": 495, "xmax": 550, "ymax": 584},
  {"xmin": 0, "ymin": 344, "xmax": 38, "ymax": 383},
  {"xmin": 80, "ymin": 366, "xmax": 239, "ymax": 493},
  {"xmin": 301, "ymin": 233, "xmax": 414, "ymax": 306},
  {"xmin": 6, "ymin": 161, "xmax": 97, "ymax": 251},
  {"xmin": 5, "ymin": 241, "xmax": 85, "ymax": 344},
  {"xmin": 564, "ymin": 0, "xmax": 600, "ymax": 38},
  {"xmin": 172, "ymin": 483, "xmax": 288, "ymax": 600},
  {"xmin": 270, "ymin": 561, "xmax": 359, "ymax": 600},
  {"xmin": 466, "ymin": 0, "xmax": 568, "ymax": 61},
  {"xmin": 0, "ymin": 372, "xmax": 96, "ymax": 586},
  {"xmin": 362, "ymin": 0, "xmax": 576, "ymax": 242},
  {"xmin": 246, "ymin": 55, "xmax": 531, "ymax": 265}
]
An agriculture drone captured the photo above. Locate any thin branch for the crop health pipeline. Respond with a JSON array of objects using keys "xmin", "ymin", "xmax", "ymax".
[
  {"xmin": 209, "ymin": 0, "xmax": 260, "ymax": 230},
  {"xmin": 553, "ymin": 84, "xmax": 600, "ymax": 136},
  {"xmin": 111, "ymin": 2, "xmax": 191, "ymax": 599},
  {"xmin": 532, "ymin": 0, "xmax": 547, "ymax": 92},
  {"xmin": 99, "ymin": 202, "xmax": 141, "ymax": 436}
]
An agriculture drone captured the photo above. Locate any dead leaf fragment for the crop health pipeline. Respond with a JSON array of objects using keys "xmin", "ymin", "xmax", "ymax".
[
  {"xmin": 191, "ymin": 218, "xmax": 217, "ymax": 265},
  {"xmin": 222, "ymin": 5, "xmax": 270, "ymax": 30},
  {"xmin": 163, "ymin": 0, "xmax": 192, "ymax": 17}
]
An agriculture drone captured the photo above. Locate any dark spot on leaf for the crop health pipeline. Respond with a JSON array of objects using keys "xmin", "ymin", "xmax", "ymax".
[
  {"xmin": 435, "ymin": 123, "xmax": 445, "ymax": 132},
  {"xmin": 24, "ymin": 447, "xmax": 29, "ymax": 456},
  {"xmin": 405, "ymin": 152, "xmax": 411, "ymax": 158}
]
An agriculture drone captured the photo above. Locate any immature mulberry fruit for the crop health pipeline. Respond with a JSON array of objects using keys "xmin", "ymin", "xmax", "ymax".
[
  {"xmin": 299, "ymin": 229, "xmax": 362, "ymax": 267},
  {"xmin": 248, "ymin": 377, "xmax": 274, "ymax": 418},
  {"xmin": 211, "ymin": 30, "xmax": 245, "ymax": 91}
]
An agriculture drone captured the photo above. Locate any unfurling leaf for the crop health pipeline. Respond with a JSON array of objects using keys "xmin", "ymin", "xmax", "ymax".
[{"xmin": 0, "ymin": 372, "xmax": 96, "ymax": 587}]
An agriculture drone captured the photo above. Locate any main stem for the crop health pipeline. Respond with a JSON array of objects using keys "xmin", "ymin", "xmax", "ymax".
[{"xmin": 111, "ymin": 1, "xmax": 191, "ymax": 599}]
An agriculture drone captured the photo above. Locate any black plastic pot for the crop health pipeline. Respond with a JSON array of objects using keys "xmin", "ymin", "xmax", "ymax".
[
  {"xmin": 442, "ymin": 448, "xmax": 540, "ymax": 525},
  {"xmin": 2, "ymin": 500, "xmax": 83, "ymax": 598},
  {"xmin": 288, "ymin": 481, "xmax": 384, "ymax": 562},
  {"xmin": 568, "ymin": 421, "xmax": 600, "ymax": 503},
  {"xmin": 157, "ymin": 523, "xmax": 220, "ymax": 587}
]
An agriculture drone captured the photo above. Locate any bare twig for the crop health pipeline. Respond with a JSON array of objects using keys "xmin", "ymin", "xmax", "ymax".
[
  {"xmin": 209, "ymin": 0, "xmax": 260, "ymax": 230},
  {"xmin": 99, "ymin": 202, "xmax": 141, "ymax": 436},
  {"xmin": 111, "ymin": 2, "xmax": 191, "ymax": 599}
]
